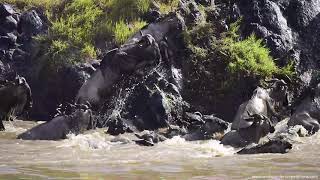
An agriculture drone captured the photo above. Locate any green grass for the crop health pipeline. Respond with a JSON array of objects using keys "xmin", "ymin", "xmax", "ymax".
[
  {"xmin": 156, "ymin": 0, "xmax": 180, "ymax": 14},
  {"xmin": 0, "ymin": 0, "xmax": 61, "ymax": 10},
  {"xmin": 220, "ymin": 21, "xmax": 294, "ymax": 78},
  {"xmin": 0, "ymin": 0, "xmax": 182, "ymax": 70},
  {"xmin": 1, "ymin": 0, "xmax": 161, "ymax": 67}
]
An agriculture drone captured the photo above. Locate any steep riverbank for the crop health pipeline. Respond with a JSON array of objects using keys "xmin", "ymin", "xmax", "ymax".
[{"xmin": 0, "ymin": 0, "xmax": 320, "ymax": 178}]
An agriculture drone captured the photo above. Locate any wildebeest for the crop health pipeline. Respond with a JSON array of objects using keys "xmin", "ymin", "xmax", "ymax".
[
  {"xmin": 0, "ymin": 75, "xmax": 32, "ymax": 130},
  {"xmin": 75, "ymin": 34, "xmax": 162, "ymax": 106}
]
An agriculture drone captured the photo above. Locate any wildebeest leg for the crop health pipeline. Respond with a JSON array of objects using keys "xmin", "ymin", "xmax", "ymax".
[
  {"xmin": 0, "ymin": 114, "xmax": 5, "ymax": 131},
  {"xmin": 266, "ymin": 99, "xmax": 283, "ymax": 121},
  {"xmin": 0, "ymin": 121, "xmax": 4, "ymax": 131},
  {"xmin": 5, "ymin": 108, "xmax": 14, "ymax": 122}
]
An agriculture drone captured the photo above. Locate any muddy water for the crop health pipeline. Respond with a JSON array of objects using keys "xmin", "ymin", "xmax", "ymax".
[{"xmin": 0, "ymin": 121, "xmax": 319, "ymax": 180}]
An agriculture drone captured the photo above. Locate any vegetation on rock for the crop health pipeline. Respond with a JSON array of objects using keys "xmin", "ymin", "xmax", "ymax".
[
  {"xmin": 1, "ymin": 0, "xmax": 180, "ymax": 67},
  {"xmin": 220, "ymin": 21, "xmax": 295, "ymax": 78}
]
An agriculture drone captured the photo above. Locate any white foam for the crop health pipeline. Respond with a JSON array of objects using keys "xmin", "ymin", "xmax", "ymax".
[
  {"xmin": 3, "ymin": 123, "xmax": 27, "ymax": 134},
  {"xmin": 59, "ymin": 132, "xmax": 112, "ymax": 151},
  {"xmin": 161, "ymin": 136, "xmax": 236, "ymax": 157}
]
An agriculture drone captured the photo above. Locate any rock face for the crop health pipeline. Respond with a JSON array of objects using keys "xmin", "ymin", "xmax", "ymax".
[
  {"xmin": 8, "ymin": 0, "xmax": 320, "ymax": 154},
  {"xmin": 235, "ymin": 0, "xmax": 320, "ymax": 86},
  {"xmin": 0, "ymin": 3, "xmax": 95, "ymax": 120}
]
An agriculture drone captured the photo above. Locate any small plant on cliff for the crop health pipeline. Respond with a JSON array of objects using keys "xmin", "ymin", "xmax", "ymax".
[{"xmin": 220, "ymin": 21, "xmax": 294, "ymax": 78}]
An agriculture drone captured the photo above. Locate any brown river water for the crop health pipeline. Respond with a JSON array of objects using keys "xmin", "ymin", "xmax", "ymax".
[{"xmin": 0, "ymin": 120, "xmax": 319, "ymax": 180}]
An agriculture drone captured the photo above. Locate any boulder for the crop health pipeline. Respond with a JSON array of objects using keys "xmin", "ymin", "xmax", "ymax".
[
  {"xmin": 18, "ymin": 10, "xmax": 45, "ymax": 37},
  {"xmin": 0, "ymin": 16, "xmax": 18, "ymax": 33},
  {"xmin": 0, "ymin": 33, "xmax": 17, "ymax": 49}
]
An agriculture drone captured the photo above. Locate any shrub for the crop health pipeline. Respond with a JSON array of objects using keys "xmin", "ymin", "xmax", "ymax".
[
  {"xmin": 0, "ymin": 0, "xmax": 61, "ymax": 10},
  {"xmin": 156, "ymin": 0, "xmax": 180, "ymax": 14},
  {"xmin": 220, "ymin": 21, "xmax": 294, "ymax": 78},
  {"xmin": 114, "ymin": 20, "xmax": 147, "ymax": 44},
  {"xmin": 2, "ymin": 0, "xmax": 181, "ymax": 68}
]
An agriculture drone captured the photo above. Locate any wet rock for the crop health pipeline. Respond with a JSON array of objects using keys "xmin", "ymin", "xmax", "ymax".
[
  {"xmin": 179, "ymin": 1, "xmax": 203, "ymax": 25},
  {"xmin": 195, "ymin": 0, "xmax": 212, "ymax": 6},
  {"xmin": 284, "ymin": 0, "xmax": 320, "ymax": 31},
  {"xmin": 11, "ymin": 48, "xmax": 28, "ymax": 62},
  {"xmin": 235, "ymin": 0, "xmax": 320, "ymax": 87},
  {"xmin": 237, "ymin": 0, "xmax": 293, "ymax": 60},
  {"xmin": 237, "ymin": 139, "xmax": 292, "ymax": 154},
  {"xmin": 30, "ymin": 63, "xmax": 93, "ymax": 120},
  {"xmin": 18, "ymin": 10, "xmax": 45, "ymax": 37},
  {"xmin": 0, "ymin": 16, "xmax": 18, "ymax": 33},
  {"xmin": 128, "ymin": 81, "xmax": 175, "ymax": 130},
  {"xmin": 0, "ymin": 33, "xmax": 16, "ymax": 49}
]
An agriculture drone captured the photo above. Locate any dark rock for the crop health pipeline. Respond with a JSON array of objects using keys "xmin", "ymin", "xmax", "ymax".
[
  {"xmin": 18, "ymin": 10, "xmax": 45, "ymax": 37},
  {"xmin": 195, "ymin": 0, "xmax": 212, "ymax": 6},
  {"xmin": 30, "ymin": 64, "xmax": 93, "ymax": 120},
  {"xmin": 0, "ymin": 16, "xmax": 18, "ymax": 33},
  {"xmin": 237, "ymin": 139, "xmax": 293, "ymax": 154},
  {"xmin": 235, "ymin": 0, "xmax": 320, "ymax": 89},
  {"xmin": 0, "ymin": 3, "xmax": 15, "ymax": 18},
  {"xmin": 179, "ymin": 1, "xmax": 203, "ymax": 25},
  {"xmin": 128, "ymin": 81, "xmax": 174, "ymax": 130},
  {"xmin": 202, "ymin": 115, "xmax": 229, "ymax": 133},
  {"xmin": 11, "ymin": 48, "xmax": 28, "ymax": 61},
  {"xmin": 0, "ymin": 33, "xmax": 17, "ymax": 49}
]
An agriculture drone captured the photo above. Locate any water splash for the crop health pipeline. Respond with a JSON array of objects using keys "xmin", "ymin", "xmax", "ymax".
[
  {"xmin": 161, "ymin": 136, "xmax": 236, "ymax": 157},
  {"xmin": 100, "ymin": 62, "xmax": 166, "ymax": 127},
  {"xmin": 60, "ymin": 131, "xmax": 112, "ymax": 151}
]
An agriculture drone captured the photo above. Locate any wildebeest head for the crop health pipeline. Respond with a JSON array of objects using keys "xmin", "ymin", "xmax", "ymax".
[
  {"xmin": 114, "ymin": 34, "xmax": 161, "ymax": 72},
  {"xmin": 14, "ymin": 76, "xmax": 32, "ymax": 114},
  {"xmin": 267, "ymin": 79, "xmax": 289, "ymax": 107}
]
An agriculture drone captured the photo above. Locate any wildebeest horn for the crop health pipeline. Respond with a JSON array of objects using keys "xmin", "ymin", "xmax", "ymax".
[{"xmin": 265, "ymin": 78, "xmax": 280, "ymax": 83}]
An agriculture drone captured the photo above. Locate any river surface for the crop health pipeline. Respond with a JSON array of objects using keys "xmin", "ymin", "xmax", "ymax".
[{"xmin": 0, "ymin": 120, "xmax": 319, "ymax": 180}]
